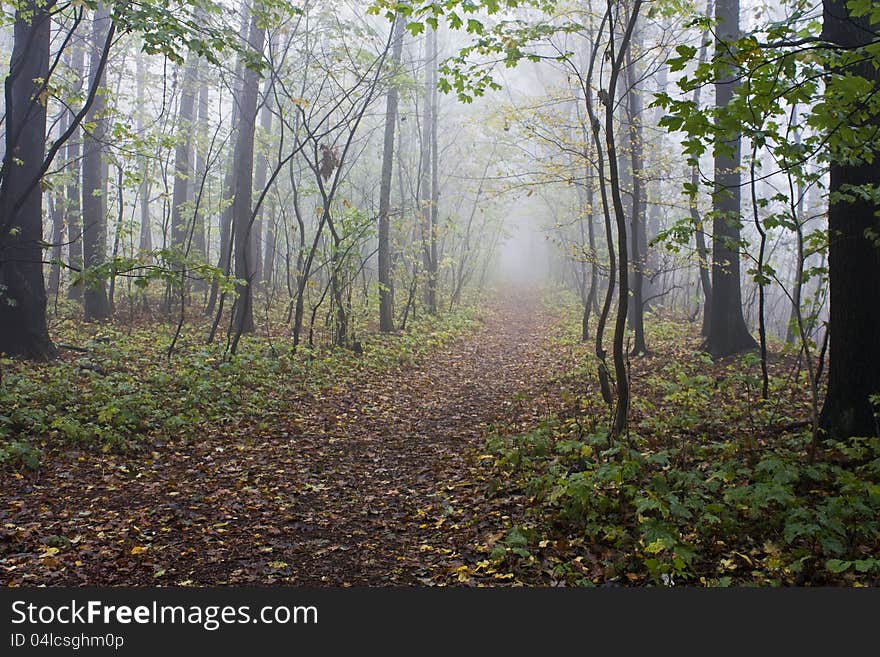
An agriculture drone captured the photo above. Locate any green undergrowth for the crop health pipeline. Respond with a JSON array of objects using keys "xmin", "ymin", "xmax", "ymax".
[
  {"xmin": 483, "ymin": 313, "xmax": 880, "ymax": 587},
  {"xmin": 0, "ymin": 306, "xmax": 479, "ymax": 469}
]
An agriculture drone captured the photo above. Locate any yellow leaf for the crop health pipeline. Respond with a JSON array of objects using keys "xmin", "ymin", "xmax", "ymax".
[
  {"xmin": 130, "ymin": 546, "xmax": 148, "ymax": 555},
  {"xmin": 733, "ymin": 551, "xmax": 753, "ymax": 566}
]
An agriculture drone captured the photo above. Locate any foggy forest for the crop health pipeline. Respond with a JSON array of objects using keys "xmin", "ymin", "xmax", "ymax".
[{"xmin": 0, "ymin": 0, "xmax": 878, "ymax": 588}]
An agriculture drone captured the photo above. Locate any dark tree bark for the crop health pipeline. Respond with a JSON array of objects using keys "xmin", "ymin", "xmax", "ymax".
[
  {"xmin": 0, "ymin": 0, "xmax": 56, "ymax": 358},
  {"xmin": 706, "ymin": 0, "xmax": 756, "ymax": 357},
  {"xmin": 230, "ymin": 6, "xmax": 265, "ymax": 337},
  {"xmin": 819, "ymin": 0, "xmax": 880, "ymax": 439},
  {"xmin": 378, "ymin": 14, "xmax": 405, "ymax": 332},
  {"xmin": 81, "ymin": 4, "xmax": 112, "ymax": 321}
]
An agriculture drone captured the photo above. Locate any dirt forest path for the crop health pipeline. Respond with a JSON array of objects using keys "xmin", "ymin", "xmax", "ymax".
[{"xmin": 2, "ymin": 290, "xmax": 576, "ymax": 586}]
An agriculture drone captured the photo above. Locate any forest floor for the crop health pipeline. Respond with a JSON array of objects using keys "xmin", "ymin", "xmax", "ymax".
[{"xmin": 1, "ymin": 291, "xmax": 578, "ymax": 586}]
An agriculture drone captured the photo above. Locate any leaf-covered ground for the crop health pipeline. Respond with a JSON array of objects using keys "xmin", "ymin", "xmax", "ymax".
[
  {"xmin": 4, "ymin": 292, "xmax": 877, "ymax": 587},
  {"xmin": 1, "ymin": 292, "xmax": 576, "ymax": 586}
]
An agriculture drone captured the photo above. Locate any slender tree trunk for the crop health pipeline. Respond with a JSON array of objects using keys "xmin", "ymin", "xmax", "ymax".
[
  {"xmin": 66, "ymin": 42, "xmax": 86, "ymax": 303},
  {"xmin": 749, "ymin": 146, "xmax": 769, "ymax": 399},
  {"xmin": 419, "ymin": 27, "xmax": 438, "ymax": 314},
  {"xmin": 252, "ymin": 74, "xmax": 273, "ymax": 290},
  {"xmin": 429, "ymin": 29, "xmax": 440, "ymax": 315},
  {"xmin": 192, "ymin": 62, "xmax": 210, "ymax": 289},
  {"xmin": 47, "ymin": 112, "xmax": 68, "ymax": 299},
  {"xmin": 691, "ymin": 0, "xmax": 714, "ymax": 335},
  {"xmin": 584, "ymin": 23, "xmax": 617, "ymax": 408},
  {"xmin": 108, "ymin": 164, "xmax": 125, "ymax": 312},
  {"xmin": 378, "ymin": 14, "xmax": 405, "ymax": 332},
  {"xmin": 584, "ymin": 163, "xmax": 598, "ymax": 341},
  {"xmin": 786, "ymin": 110, "xmax": 806, "ymax": 345},
  {"xmin": 136, "ymin": 52, "xmax": 153, "ymax": 256},
  {"xmin": 0, "ymin": 0, "xmax": 55, "ymax": 358},
  {"xmin": 603, "ymin": 0, "xmax": 643, "ymax": 437},
  {"xmin": 625, "ymin": 32, "xmax": 647, "ymax": 355}
]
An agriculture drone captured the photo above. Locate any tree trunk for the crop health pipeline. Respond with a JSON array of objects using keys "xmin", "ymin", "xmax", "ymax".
[
  {"xmin": 190, "ymin": 63, "xmax": 209, "ymax": 294},
  {"xmin": 81, "ymin": 4, "xmax": 112, "ymax": 322},
  {"xmin": 378, "ymin": 14, "xmax": 405, "ymax": 332},
  {"xmin": 429, "ymin": 29, "xmax": 440, "ymax": 315},
  {"xmin": 706, "ymin": 0, "xmax": 755, "ymax": 357},
  {"xmin": 47, "ymin": 112, "xmax": 68, "ymax": 300},
  {"xmin": 168, "ymin": 51, "xmax": 198, "ymax": 308},
  {"xmin": 136, "ymin": 52, "xmax": 153, "ymax": 257},
  {"xmin": 231, "ymin": 6, "xmax": 265, "ymax": 337},
  {"xmin": 206, "ymin": 8, "xmax": 250, "ymax": 317},
  {"xmin": 66, "ymin": 41, "xmax": 86, "ymax": 303},
  {"xmin": 0, "ymin": 0, "xmax": 56, "ymax": 359},
  {"xmin": 691, "ymin": 0, "xmax": 713, "ymax": 335},
  {"xmin": 252, "ymin": 74, "xmax": 273, "ymax": 290},
  {"xmin": 419, "ymin": 27, "xmax": 438, "ymax": 315},
  {"xmin": 819, "ymin": 0, "xmax": 880, "ymax": 439},
  {"xmin": 625, "ymin": 31, "xmax": 648, "ymax": 355}
]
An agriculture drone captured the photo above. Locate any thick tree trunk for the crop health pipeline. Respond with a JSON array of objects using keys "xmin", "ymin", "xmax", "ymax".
[
  {"xmin": 819, "ymin": 0, "xmax": 880, "ymax": 439},
  {"xmin": 706, "ymin": 0, "xmax": 755, "ymax": 357},
  {"xmin": 0, "ymin": 1, "xmax": 56, "ymax": 359},
  {"xmin": 378, "ymin": 14, "xmax": 405, "ymax": 332},
  {"xmin": 81, "ymin": 4, "xmax": 112, "ymax": 322}
]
